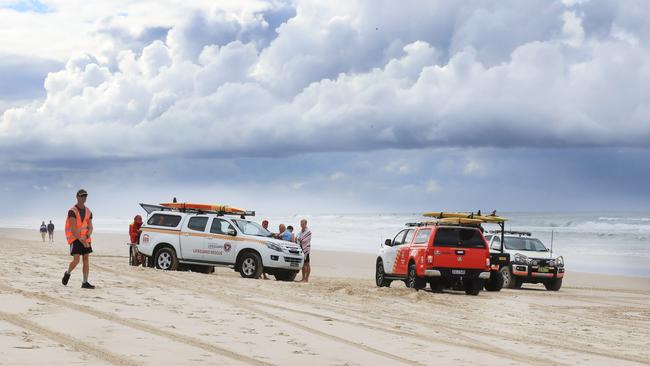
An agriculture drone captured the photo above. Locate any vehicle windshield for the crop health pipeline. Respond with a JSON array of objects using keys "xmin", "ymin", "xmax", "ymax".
[
  {"xmin": 232, "ymin": 219, "xmax": 273, "ymax": 237},
  {"xmin": 504, "ymin": 237, "xmax": 548, "ymax": 252}
]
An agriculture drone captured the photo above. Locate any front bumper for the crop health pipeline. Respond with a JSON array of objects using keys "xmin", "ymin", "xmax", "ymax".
[
  {"xmin": 425, "ymin": 269, "xmax": 491, "ymax": 280},
  {"xmin": 265, "ymin": 254, "xmax": 303, "ymax": 270},
  {"xmin": 512, "ymin": 264, "xmax": 565, "ymax": 279}
]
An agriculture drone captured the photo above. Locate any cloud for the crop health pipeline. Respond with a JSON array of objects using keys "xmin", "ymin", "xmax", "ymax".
[
  {"xmin": 463, "ymin": 158, "xmax": 485, "ymax": 176},
  {"xmin": 1, "ymin": 0, "xmax": 650, "ymax": 166},
  {"xmin": 425, "ymin": 180, "xmax": 442, "ymax": 193},
  {"xmin": 0, "ymin": 53, "xmax": 62, "ymax": 100}
]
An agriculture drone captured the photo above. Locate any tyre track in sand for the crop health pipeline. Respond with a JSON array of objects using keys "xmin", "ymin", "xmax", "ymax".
[
  {"xmin": 95, "ymin": 264, "xmax": 561, "ymax": 366},
  {"xmin": 0, "ymin": 310, "xmax": 139, "ymax": 366},
  {"xmin": 117, "ymin": 266, "xmax": 648, "ymax": 366},
  {"xmin": 134, "ymin": 266, "xmax": 637, "ymax": 366},
  {"xmin": 94, "ymin": 264, "xmax": 425, "ymax": 366},
  {"xmin": 0, "ymin": 283, "xmax": 272, "ymax": 366}
]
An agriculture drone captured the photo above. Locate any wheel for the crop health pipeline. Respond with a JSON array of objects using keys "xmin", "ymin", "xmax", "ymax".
[
  {"xmin": 405, "ymin": 262, "xmax": 426, "ymax": 290},
  {"xmin": 428, "ymin": 278, "xmax": 444, "ymax": 293},
  {"xmin": 189, "ymin": 265, "xmax": 214, "ymax": 274},
  {"xmin": 275, "ymin": 270, "xmax": 298, "ymax": 281},
  {"xmin": 500, "ymin": 266, "xmax": 522, "ymax": 289},
  {"xmin": 375, "ymin": 260, "xmax": 392, "ymax": 287},
  {"xmin": 484, "ymin": 270, "xmax": 504, "ymax": 291},
  {"xmin": 544, "ymin": 278, "xmax": 563, "ymax": 291},
  {"xmin": 239, "ymin": 252, "xmax": 263, "ymax": 279},
  {"xmin": 464, "ymin": 278, "xmax": 484, "ymax": 296},
  {"xmin": 155, "ymin": 247, "xmax": 179, "ymax": 271}
]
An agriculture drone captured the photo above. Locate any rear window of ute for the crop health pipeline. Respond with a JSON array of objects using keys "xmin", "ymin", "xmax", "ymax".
[{"xmin": 433, "ymin": 228, "xmax": 486, "ymax": 248}]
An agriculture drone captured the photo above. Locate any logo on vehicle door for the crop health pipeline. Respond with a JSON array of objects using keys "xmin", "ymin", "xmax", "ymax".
[
  {"xmin": 457, "ymin": 256, "xmax": 463, "ymax": 262},
  {"xmin": 224, "ymin": 243, "xmax": 232, "ymax": 252}
]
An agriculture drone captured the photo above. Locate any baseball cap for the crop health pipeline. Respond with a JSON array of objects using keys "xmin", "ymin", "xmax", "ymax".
[{"xmin": 76, "ymin": 189, "xmax": 88, "ymax": 197}]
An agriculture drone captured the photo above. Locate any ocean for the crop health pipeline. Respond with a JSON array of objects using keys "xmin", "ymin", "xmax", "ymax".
[{"xmin": 5, "ymin": 212, "xmax": 650, "ymax": 277}]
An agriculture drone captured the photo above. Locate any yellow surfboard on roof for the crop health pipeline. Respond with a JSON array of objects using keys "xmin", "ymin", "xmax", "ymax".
[{"xmin": 423, "ymin": 211, "xmax": 507, "ymax": 223}]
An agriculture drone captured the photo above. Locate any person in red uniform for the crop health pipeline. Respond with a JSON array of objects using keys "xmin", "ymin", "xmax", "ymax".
[{"xmin": 129, "ymin": 215, "xmax": 144, "ymax": 265}]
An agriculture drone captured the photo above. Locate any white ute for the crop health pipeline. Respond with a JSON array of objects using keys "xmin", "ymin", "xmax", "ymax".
[
  {"xmin": 136, "ymin": 204, "xmax": 304, "ymax": 281},
  {"xmin": 484, "ymin": 231, "xmax": 565, "ymax": 291}
]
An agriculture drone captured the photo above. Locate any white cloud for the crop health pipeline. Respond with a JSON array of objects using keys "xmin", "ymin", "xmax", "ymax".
[
  {"xmin": 2, "ymin": 0, "xmax": 650, "ymax": 165},
  {"xmin": 329, "ymin": 171, "xmax": 346, "ymax": 181},
  {"xmin": 425, "ymin": 180, "xmax": 442, "ymax": 193},
  {"xmin": 562, "ymin": 11, "xmax": 585, "ymax": 47},
  {"xmin": 384, "ymin": 159, "xmax": 415, "ymax": 175},
  {"xmin": 463, "ymin": 158, "xmax": 485, "ymax": 176}
]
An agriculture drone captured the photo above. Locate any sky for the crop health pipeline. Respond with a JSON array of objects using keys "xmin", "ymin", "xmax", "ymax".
[{"xmin": 1, "ymin": 0, "xmax": 649, "ymax": 223}]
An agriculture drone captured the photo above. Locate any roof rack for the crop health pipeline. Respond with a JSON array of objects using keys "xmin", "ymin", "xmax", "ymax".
[
  {"xmin": 422, "ymin": 210, "xmax": 506, "ymax": 223},
  {"xmin": 140, "ymin": 203, "xmax": 255, "ymax": 217},
  {"xmin": 406, "ymin": 218, "xmax": 484, "ymax": 227},
  {"xmin": 487, "ymin": 230, "xmax": 530, "ymax": 236}
]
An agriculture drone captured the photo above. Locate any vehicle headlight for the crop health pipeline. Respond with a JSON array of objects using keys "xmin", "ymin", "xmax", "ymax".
[
  {"xmin": 265, "ymin": 242, "xmax": 283, "ymax": 252},
  {"xmin": 514, "ymin": 253, "xmax": 531, "ymax": 265},
  {"xmin": 556, "ymin": 256, "xmax": 564, "ymax": 267},
  {"xmin": 549, "ymin": 259, "xmax": 556, "ymax": 267}
]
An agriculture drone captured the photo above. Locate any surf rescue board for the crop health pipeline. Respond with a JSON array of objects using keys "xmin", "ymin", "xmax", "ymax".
[
  {"xmin": 423, "ymin": 211, "xmax": 506, "ymax": 223},
  {"xmin": 160, "ymin": 202, "xmax": 246, "ymax": 214}
]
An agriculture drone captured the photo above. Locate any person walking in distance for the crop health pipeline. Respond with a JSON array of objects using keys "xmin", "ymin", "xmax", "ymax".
[
  {"xmin": 47, "ymin": 220, "xmax": 55, "ymax": 243},
  {"xmin": 61, "ymin": 189, "xmax": 95, "ymax": 289},
  {"xmin": 39, "ymin": 221, "xmax": 47, "ymax": 242},
  {"xmin": 297, "ymin": 219, "xmax": 312, "ymax": 282}
]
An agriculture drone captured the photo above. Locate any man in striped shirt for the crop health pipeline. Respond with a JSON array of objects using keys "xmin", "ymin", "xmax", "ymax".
[{"xmin": 297, "ymin": 219, "xmax": 312, "ymax": 282}]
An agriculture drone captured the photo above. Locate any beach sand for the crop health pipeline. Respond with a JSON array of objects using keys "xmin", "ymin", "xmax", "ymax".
[{"xmin": 1, "ymin": 228, "xmax": 649, "ymax": 365}]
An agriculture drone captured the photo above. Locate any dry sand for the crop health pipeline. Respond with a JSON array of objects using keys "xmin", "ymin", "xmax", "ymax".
[{"xmin": 1, "ymin": 228, "xmax": 649, "ymax": 366}]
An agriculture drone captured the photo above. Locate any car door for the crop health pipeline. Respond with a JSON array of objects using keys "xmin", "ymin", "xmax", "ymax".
[
  {"xmin": 393, "ymin": 229, "xmax": 416, "ymax": 276},
  {"xmin": 205, "ymin": 218, "xmax": 238, "ymax": 264},
  {"xmin": 180, "ymin": 216, "xmax": 210, "ymax": 261},
  {"xmin": 382, "ymin": 229, "xmax": 407, "ymax": 275}
]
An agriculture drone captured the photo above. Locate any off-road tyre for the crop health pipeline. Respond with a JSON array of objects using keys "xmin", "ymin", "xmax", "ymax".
[
  {"xmin": 428, "ymin": 278, "xmax": 444, "ymax": 293},
  {"xmin": 375, "ymin": 259, "xmax": 392, "ymax": 287},
  {"xmin": 500, "ymin": 266, "xmax": 522, "ymax": 289},
  {"xmin": 405, "ymin": 262, "xmax": 426, "ymax": 290},
  {"xmin": 484, "ymin": 270, "xmax": 504, "ymax": 291},
  {"xmin": 544, "ymin": 278, "xmax": 563, "ymax": 291},
  {"xmin": 154, "ymin": 247, "xmax": 179, "ymax": 271},
  {"xmin": 190, "ymin": 265, "xmax": 214, "ymax": 274},
  {"xmin": 275, "ymin": 270, "xmax": 298, "ymax": 281},
  {"xmin": 238, "ymin": 252, "xmax": 263, "ymax": 279},
  {"xmin": 464, "ymin": 278, "xmax": 484, "ymax": 296}
]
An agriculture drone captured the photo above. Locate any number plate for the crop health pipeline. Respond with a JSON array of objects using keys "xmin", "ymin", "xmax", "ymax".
[
  {"xmin": 538, "ymin": 266, "xmax": 548, "ymax": 273},
  {"xmin": 290, "ymin": 262, "xmax": 299, "ymax": 267},
  {"xmin": 451, "ymin": 269, "xmax": 466, "ymax": 275}
]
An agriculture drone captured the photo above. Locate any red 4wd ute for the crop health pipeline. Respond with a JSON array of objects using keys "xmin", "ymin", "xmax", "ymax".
[{"xmin": 375, "ymin": 220, "xmax": 492, "ymax": 295}]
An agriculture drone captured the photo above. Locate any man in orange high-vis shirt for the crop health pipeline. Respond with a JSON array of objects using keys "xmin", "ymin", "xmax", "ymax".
[{"xmin": 62, "ymin": 189, "xmax": 95, "ymax": 289}]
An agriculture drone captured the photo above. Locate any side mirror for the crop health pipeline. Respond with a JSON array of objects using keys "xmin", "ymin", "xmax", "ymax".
[
  {"xmin": 384, "ymin": 239, "xmax": 392, "ymax": 247},
  {"xmin": 227, "ymin": 228, "xmax": 237, "ymax": 236}
]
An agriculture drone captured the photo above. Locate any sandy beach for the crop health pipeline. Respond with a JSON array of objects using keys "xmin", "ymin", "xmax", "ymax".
[{"xmin": 1, "ymin": 228, "xmax": 649, "ymax": 366}]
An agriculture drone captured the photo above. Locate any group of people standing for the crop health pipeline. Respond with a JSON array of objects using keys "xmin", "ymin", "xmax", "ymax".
[
  {"xmin": 262, "ymin": 219, "xmax": 312, "ymax": 283},
  {"xmin": 39, "ymin": 220, "xmax": 55, "ymax": 242}
]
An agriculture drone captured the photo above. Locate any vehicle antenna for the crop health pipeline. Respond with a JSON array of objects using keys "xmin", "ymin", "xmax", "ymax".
[{"xmin": 550, "ymin": 230, "xmax": 554, "ymax": 257}]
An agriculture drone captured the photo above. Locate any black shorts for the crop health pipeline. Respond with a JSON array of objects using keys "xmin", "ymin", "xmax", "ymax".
[
  {"xmin": 70, "ymin": 240, "xmax": 93, "ymax": 256},
  {"xmin": 304, "ymin": 254, "xmax": 310, "ymax": 264}
]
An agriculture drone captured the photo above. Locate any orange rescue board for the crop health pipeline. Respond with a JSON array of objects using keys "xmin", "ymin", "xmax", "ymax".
[{"xmin": 160, "ymin": 202, "xmax": 245, "ymax": 213}]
